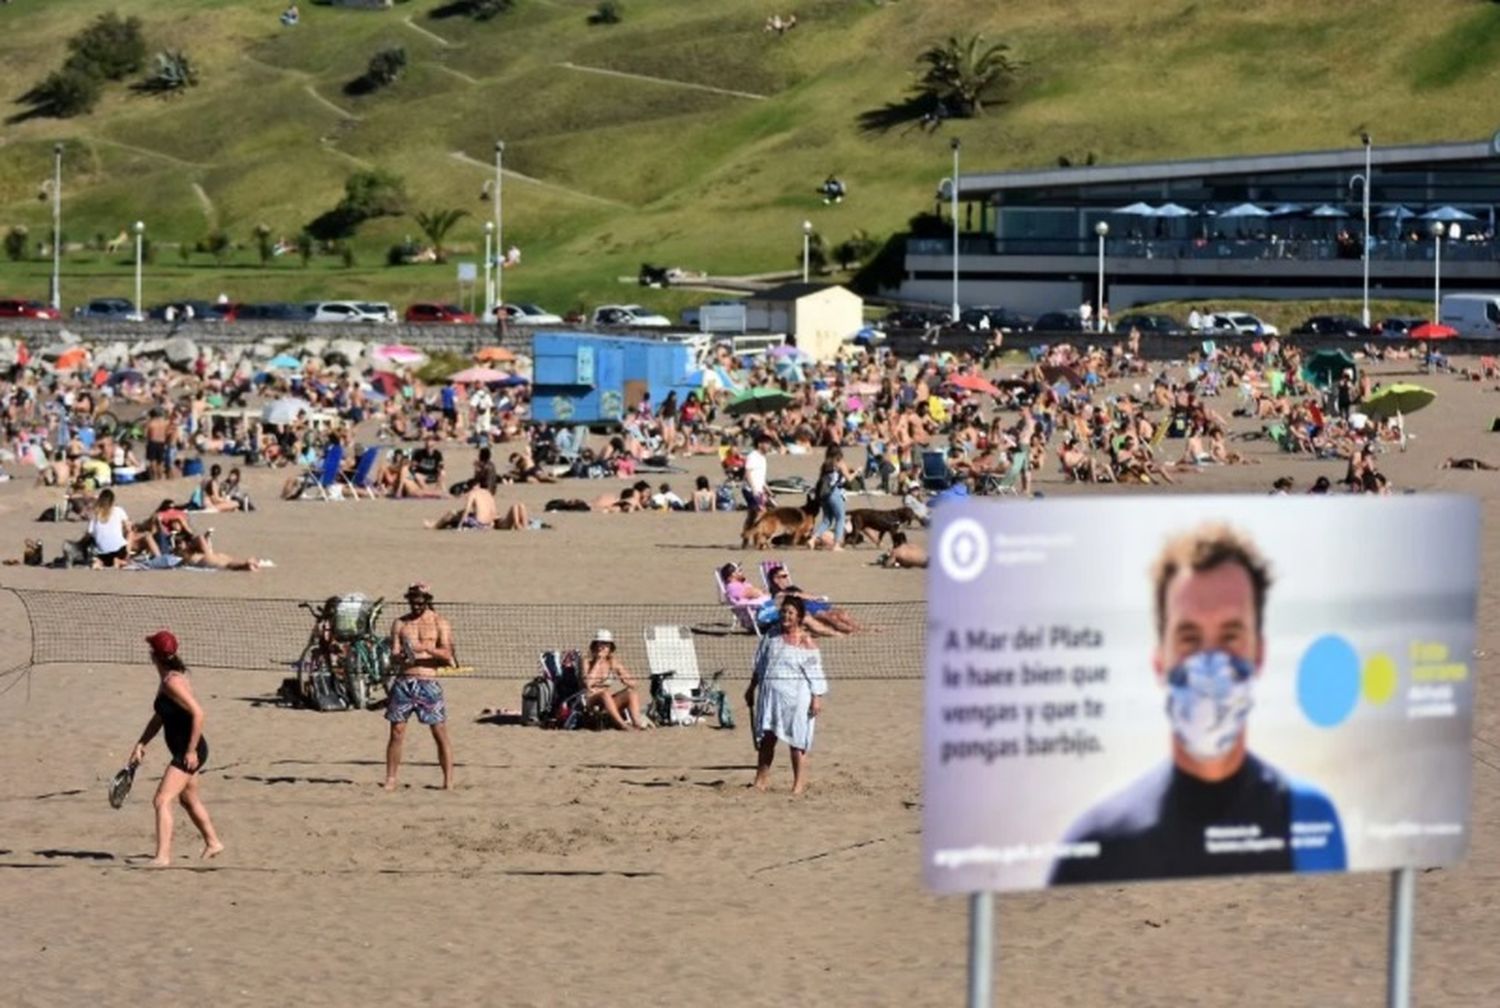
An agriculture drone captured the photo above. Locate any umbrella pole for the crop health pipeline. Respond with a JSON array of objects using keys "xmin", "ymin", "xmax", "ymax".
[{"xmin": 1397, "ymin": 409, "xmax": 1406, "ymax": 452}]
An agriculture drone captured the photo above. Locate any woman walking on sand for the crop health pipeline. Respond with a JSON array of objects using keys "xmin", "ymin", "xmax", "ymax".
[
  {"xmin": 745, "ymin": 596, "xmax": 828, "ymax": 795},
  {"xmin": 129, "ymin": 630, "xmax": 223, "ymax": 865}
]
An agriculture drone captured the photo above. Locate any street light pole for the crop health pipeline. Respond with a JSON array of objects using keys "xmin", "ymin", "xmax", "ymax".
[
  {"xmin": 1094, "ymin": 221, "xmax": 1110, "ymax": 333},
  {"xmin": 132, "ymin": 221, "xmax": 145, "ymax": 320},
  {"xmin": 1431, "ymin": 221, "xmax": 1444, "ymax": 324},
  {"xmin": 950, "ymin": 137, "xmax": 961, "ymax": 321},
  {"xmin": 1361, "ymin": 132, "xmax": 1372, "ymax": 329},
  {"xmin": 50, "ymin": 143, "xmax": 63, "ymax": 311},
  {"xmin": 483, "ymin": 221, "xmax": 495, "ymax": 318},
  {"xmin": 802, "ymin": 220, "xmax": 812, "ymax": 283},
  {"xmin": 493, "ymin": 140, "xmax": 504, "ymax": 312}
]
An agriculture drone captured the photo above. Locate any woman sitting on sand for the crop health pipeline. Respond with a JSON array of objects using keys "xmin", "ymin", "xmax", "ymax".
[{"xmin": 379, "ymin": 451, "xmax": 443, "ymax": 499}]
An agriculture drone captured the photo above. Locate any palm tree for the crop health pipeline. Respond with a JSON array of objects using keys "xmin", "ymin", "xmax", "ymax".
[
  {"xmin": 913, "ymin": 34, "xmax": 1018, "ymax": 117},
  {"xmin": 413, "ymin": 208, "xmax": 468, "ymax": 263}
]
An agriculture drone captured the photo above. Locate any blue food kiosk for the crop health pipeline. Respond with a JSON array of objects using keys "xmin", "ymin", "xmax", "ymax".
[{"xmin": 529, "ymin": 332, "xmax": 696, "ymax": 425}]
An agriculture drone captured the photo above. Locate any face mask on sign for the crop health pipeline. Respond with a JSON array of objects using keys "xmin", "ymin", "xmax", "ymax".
[{"xmin": 1164, "ymin": 649, "xmax": 1255, "ymax": 761}]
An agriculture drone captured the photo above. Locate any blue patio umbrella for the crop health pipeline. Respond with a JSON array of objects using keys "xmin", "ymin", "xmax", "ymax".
[
  {"xmin": 1154, "ymin": 203, "xmax": 1195, "ymax": 217},
  {"xmin": 1112, "ymin": 201, "xmax": 1159, "ymax": 216},
  {"xmin": 1269, "ymin": 203, "xmax": 1305, "ymax": 216},
  {"xmin": 1377, "ymin": 205, "xmax": 1416, "ymax": 219},
  {"xmin": 1420, "ymin": 206, "xmax": 1477, "ymax": 222},
  {"xmin": 1218, "ymin": 202, "xmax": 1271, "ymax": 218},
  {"xmin": 268, "ymin": 353, "xmax": 302, "ymax": 370},
  {"xmin": 1309, "ymin": 204, "xmax": 1350, "ymax": 218}
]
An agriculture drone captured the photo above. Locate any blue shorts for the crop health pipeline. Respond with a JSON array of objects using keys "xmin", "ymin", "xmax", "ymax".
[{"xmin": 386, "ymin": 677, "xmax": 447, "ymax": 725}]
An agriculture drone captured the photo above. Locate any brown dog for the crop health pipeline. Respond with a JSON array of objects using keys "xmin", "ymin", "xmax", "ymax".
[
  {"xmin": 742, "ymin": 499, "xmax": 819, "ymax": 549},
  {"xmin": 845, "ymin": 506, "xmax": 919, "ymax": 547}
]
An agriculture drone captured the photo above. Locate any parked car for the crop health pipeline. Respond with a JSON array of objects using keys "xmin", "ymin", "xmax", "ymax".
[
  {"xmin": 490, "ymin": 302, "xmax": 563, "ymax": 325},
  {"xmin": 73, "ymin": 297, "xmax": 141, "ymax": 321},
  {"xmin": 147, "ymin": 300, "xmax": 225, "ymax": 322},
  {"xmin": 237, "ymin": 302, "xmax": 313, "ymax": 322},
  {"xmin": 1207, "ymin": 312, "xmax": 1279, "ymax": 337},
  {"xmin": 884, "ymin": 307, "xmax": 948, "ymax": 329},
  {"xmin": 1114, "ymin": 312, "xmax": 1187, "ymax": 336},
  {"xmin": 592, "ymin": 304, "xmax": 670, "ymax": 327},
  {"xmin": 959, "ymin": 306, "xmax": 1031, "ymax": 333},
  {"xmin": 0, "ymin": 298, "xmax": 61, "ymax": 320},
  {"xmin": 307, "ymin": 300, "xmax": 395, "ymax": 324},
  {"xmin": 406, "ymin": 302, "xmax": 477, "ymax": 324},
  {"xmin": 1292, "ymin": 315, "xmax": 1370, "ymax": 338},
  {"xmin": 1031, "ymin": 311, "xmax": 1085, "ymax": 333},
  {"xmin": 1373, "ymin": 317, "xmax": 1425, "ymax": 338}
]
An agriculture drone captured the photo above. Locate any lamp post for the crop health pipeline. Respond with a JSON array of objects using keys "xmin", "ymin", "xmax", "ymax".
[
  {"xmin": 132, "ymin": 221, "xmax": 145, "ymax": 321},
  {"xmin": 50, "ymin": 143, "xmax": 63, "ymax": 312},
  {"xmin": 1094, "ymin": 220, "xmax": 1110, "ymax": 333},
  {"xmin": 483, "ymin": 220, "xmax": 495, "ymax": 319},
  {"xmin": 1431, "ymin": 221, "xmax": 1445, "ymax": 325},
  {"xmin": 802, "ymin": 220, "xmax": 813, "ymax": 283},
  {"xmin": 493, "ymin": 140, "xmax": 504, "ymax": 313},
  {"xmin": 1358, "ymin": 132, "xmax": 1372, "ymax": 328},
  {"xmin": 950, "ymin": 137, "xmax": 961, "ymax": 322}
]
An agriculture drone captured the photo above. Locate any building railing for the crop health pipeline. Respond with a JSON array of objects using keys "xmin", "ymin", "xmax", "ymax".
[{"xmin": 908, "ymin": 236, "xmax": 1500, "ymax": 263}]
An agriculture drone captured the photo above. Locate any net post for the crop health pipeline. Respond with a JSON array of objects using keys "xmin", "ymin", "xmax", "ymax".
[
  {"xmin": 1386, "ymin": 867, "xmax": 1415, "ymax": 1008},
  {"xmin": 967, "ymin": 890, "xmax": 994, "ymax": 1008}
]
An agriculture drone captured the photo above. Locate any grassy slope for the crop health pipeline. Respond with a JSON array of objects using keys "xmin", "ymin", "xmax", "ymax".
[{"xmin": 0, "ymin": 0, "xmax": 1497, "ymax": 315}]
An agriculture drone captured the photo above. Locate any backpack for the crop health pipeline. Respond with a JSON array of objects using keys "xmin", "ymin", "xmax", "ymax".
[{"xmin": 521, "ymin": 675, "xmax": 554, "ymax": 727}]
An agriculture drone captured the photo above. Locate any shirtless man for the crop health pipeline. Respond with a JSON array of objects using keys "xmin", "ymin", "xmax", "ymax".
[
  {"xmin": 144, "ymin": 409, "xmax": 171, "ymax": 481},
  {"xmin": 426, "ymin": 486, "xmax": 499, "ymax": 529},
  {"xmin": 383, "ymin": 582, "xmax": 456, "ymax": 790}
]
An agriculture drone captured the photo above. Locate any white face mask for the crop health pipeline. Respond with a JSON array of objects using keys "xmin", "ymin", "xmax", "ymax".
[{"xmin": 1164, "ymin": 649, "xmax": 1255, "ymax": 761}]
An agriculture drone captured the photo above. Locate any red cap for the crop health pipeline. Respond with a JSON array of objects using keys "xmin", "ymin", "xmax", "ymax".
[{"xmin": 145, "ymin": 630, "xmax": 178, "ymax": 657}]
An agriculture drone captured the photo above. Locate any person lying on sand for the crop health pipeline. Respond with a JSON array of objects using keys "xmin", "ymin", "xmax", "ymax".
[
  {"xmin": 427, "ymin": 487, "xmax": 499, "ymax": 529},
  {"xmin": 877, "ymin": 531, "xmax": 927, "ymax": 569},
  {"xmin": 1440, "ymin": 457, "xmax": 1499, "ymax": 471},
  {"xmin": 175, "ymin": 529, "xmax": 263, "ymax": 571}
]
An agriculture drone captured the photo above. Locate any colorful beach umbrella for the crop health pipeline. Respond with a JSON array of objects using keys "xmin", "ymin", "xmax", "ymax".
[
  {"xmin": 726, "ymin": 387, "xmax": 796, "ymax": 417},
  {"xmin": 448, "ymin": 366, "xmax": 509, "ymax": 384},
  {"xmin": 1408, "ymin": 323, "xmax": 1457, "ymax": 341},
  {"xmin": 946, "ymin": 372, "xmax": 1002, "ymax": 396},
  {"xmin": 1362, "ymin": 384, "xmax": 1436, "ymax": 419}
]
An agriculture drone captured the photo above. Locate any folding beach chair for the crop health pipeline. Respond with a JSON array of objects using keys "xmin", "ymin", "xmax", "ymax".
[
  {"xmin": 920, "ymin": 449, "xmax": 952, "ymax": 492},
  {"xmin": 714, "ymin": 565, "xmax": 768, "ymax": 636},
  {"xmin": 644, "ymin": 625, "xmax": 731, "ymax": 727},
  {"xmin": 340, "ymin": 446, "xmax": 381, "ymax": 499},
  {"xmin": 294, "ymin": 442, "xmax": 345, "ymax": 500},
  {"xmin": 983, "ymin": 449, "xmax": 1030, "ymax": 497}
]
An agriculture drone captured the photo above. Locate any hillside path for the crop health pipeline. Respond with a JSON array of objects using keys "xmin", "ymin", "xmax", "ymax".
[
  {"xmin": 403, "ymin": 16, "xmax": 460, "ymax": 48},
  {"xmin": 304, "ymin": 84, "xmax": 361, "ymax": 121},
  {"xmin": 190, "ymin": 182, "xmax": 216, "ymax": 225},
  {"xmin": 447, "ymin": 150, "xmax": 630, "ymax": 209},
  {"xmin": 555, "ymin": 61, "xmax": 766, "ymax": 100},
  {"xmin": 88, "ymin": 136, "xmax": 211, "ymax": 169}
]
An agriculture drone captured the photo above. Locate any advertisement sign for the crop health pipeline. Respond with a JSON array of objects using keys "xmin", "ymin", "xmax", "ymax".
[{"xmin": 923, "ymin": 496, "xmax": 1479, "ymax": 893}]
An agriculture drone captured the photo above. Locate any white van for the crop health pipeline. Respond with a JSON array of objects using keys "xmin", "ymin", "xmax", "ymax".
[{"xmin": 1438, "ymin": 293, "xmax": 1500, "ymax": 339}]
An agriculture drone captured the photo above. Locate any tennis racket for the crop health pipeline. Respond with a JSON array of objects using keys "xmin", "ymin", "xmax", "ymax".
[{"xmin": 107, "ymin": 761, "xmax": 138, "ymax": 810}]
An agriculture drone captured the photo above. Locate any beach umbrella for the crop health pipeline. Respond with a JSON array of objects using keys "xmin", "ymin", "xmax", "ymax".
[
  {"xmin": 448, "ymin": 366, "xmax": 509, "ymax": 384},
  {"xmin": 1269, "ymin": 203, "xmax": 1306, "ymax": 216},
  {"xmin": 268, "ymin": 353, "xmax": 302, "ymax": 370},
  {"xmin": 1308, "ymin": 204, "xmax": 1350, "ymax": 218},
  {"xmin": 1408, "ymin": 322, "xmax": 1458, "ymax": 341},
  {"xmin": 945, "ymin": 372, "xmax": 1003, "ymax": 396},
  {"xmin": 262, "ymin": 396, "xmax": 313, "ymax": 426},
  {"xmin": 373, "ymin": 344, "xmax": 426, "ymax": 366},
  {"xmin": 1112, "ymin": 201, "xmax": 1159, "ymax": 216},
  {"xmin": 370, "ymin": 371, "xmax": 401, "ymax": 398},
  {"xmin": 475, "ymin": 346, "xmax": 516, "ymax": 363},
  {"xmin": 1362, "ymin": 384, "xmax": 1436, "ymax": 419},
  {"xmin": 1040, "ymin": 363, "xmax": 1083, "ymax": 388},
  {"xmin": 1218, "ymin": 203, "xmax": 1271, "ymax": 218},
  {"xmin": 726, "ymin": 387, "xmax": 796, "ymax": 417},
  {"xmin": 497, "ymin": 374, "xmax": 529, "ymax": 387},
  {"xmin": 1420, "ymin": 206, "xmax": 1477, "ymax": 222},
  {"xmin": 1154, "ymin": 203, "xmax": 1195, "ymax": 217},
  {"xmin": 109, "ymin": 368, "xmax": 145, "ymax": 386},
  {"xmin": 1303, "ymin": 349, "xmax": 1357, "ymax": 389},
  {"xmin": 1377, "ymin": 205, "xmax": 1416, "ymax": 220},
  {"xmin": 54, "ymin": 347, "xmax": 90, "ymax": 370}
]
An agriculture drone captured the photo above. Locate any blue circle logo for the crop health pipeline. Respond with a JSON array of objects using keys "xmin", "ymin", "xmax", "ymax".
[{"xmin": 1297, "ymin": 634, "xmax": 1361, "ymax": 727}]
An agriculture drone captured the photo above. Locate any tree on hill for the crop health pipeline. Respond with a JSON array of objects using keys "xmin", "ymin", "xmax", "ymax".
[
  {"xmin": 18, "ymin": 69, "xmax": 103, "ymax": 120},
  {"xmin": 307, "ymin": 168, "xmax": 409, "ymax": 241},
  {"xmin": 65, "ymin": 13, "xmax": 148, "ymax": 82},
  {"xmin": 414, "ymin": 208, "xmax": 468, "ymax": 263},
  {"xmin": 912, "ymin": 34, "xmax": 1018, "ymax": 117},
  {"xmin": 346, "ymin": 47, "xmax": 407, "ymax": 96},
  {"xmin": 134, "ymin": 50, "xmax": 199, "ymax": 96}
]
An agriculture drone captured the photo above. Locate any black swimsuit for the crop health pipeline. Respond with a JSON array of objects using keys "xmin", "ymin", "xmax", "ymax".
[{"xmin": 155, "ymin": 679, "xmax": 209, "ymax": 773}]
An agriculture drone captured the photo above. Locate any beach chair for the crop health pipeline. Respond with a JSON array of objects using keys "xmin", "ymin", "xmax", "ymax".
[
  {"xmin": 920, "ymin": 449, "xmax": 952, "ymax": 492},
  {"xmin": 340, "ymin": 446, "xmax": 381, "ymax": 499},
  {"xmin": 713, "ymin": 566, "xmax": 768, "ymax": 636},
  {"xmin": 644, "ymin": 625, "xmax": 730, "ymax": 727},
  {"xmin": 984, "ymin": 449, "xmax": 1030, "ymax": 496},
  {"xmin": 292, "ymin": 443, "xmax": 345, "ymax": 500}
]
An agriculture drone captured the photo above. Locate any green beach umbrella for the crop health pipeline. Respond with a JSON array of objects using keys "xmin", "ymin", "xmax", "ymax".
[
  {"xmin": 1362, "ymin": 383, "xmax": 1436, "ymax": 419},
  {"xmin": 726, "ymin": 387, "xmax": 796, "ymax": 417},
  {"xmin": 1303, "ymin": 349, "xmax": 1356, "ymax": 389}
]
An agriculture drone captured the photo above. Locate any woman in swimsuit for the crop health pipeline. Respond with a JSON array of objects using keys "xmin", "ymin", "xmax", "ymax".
[{"xmin": 129, "ymin": 630, "xmax": 224, "ymax": 865}]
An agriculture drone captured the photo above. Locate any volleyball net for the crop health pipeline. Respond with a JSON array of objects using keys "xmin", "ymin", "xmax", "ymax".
[{"xmin": 4, "ymin": 588, "xmax": 925, "ymax": 682}]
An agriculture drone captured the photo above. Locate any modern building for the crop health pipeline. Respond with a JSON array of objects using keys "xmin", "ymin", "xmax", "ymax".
[
  {"xmin": 899, "ymin": 134, "xmax": 1500, "ymax": 315},
  {"xmin": 743, "ymin": 283, "xmax": 863, "ymax": 360}
]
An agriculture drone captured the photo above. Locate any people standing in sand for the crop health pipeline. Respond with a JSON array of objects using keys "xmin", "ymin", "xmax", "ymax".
[
  {"xmin": 129, "ymin": 630, "xmax": 224, "ymax": 865},
  {"xmin": 746, "ymin": 596, "xmax": 827, "ymax": 794},
  {"xmin": 582, "ymin": 629, "xmax": 649, "ymax": 730},
  {"xmin": 384, "ymin": 583, "xmax": 456, "ymax": 790}
]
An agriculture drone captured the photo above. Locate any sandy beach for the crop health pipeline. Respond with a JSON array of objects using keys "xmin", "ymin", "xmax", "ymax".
[{"xmin": 2, "ymin": 355, "xmax": 1499, "ymax": 1006}]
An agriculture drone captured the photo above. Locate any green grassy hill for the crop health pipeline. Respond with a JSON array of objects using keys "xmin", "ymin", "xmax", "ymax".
[{"xmin": 1, "ymin": 0, "xmax": 1498, "ymax": 315}]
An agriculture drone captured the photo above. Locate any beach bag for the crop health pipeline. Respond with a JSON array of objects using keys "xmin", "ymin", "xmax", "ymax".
[{"xmin": 521, "ymin": 675, "xmax": 553, "ymax": 727}]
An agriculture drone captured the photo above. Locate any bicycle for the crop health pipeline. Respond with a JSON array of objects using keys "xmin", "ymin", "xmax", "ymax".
[{"xmin": 294, "ymin": 595, "xmax": 390, "ymax": 710}]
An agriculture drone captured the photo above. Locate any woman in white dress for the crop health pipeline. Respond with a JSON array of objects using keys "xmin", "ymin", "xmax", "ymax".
[{"xmin": 746, "ymin": 596, "xmax": 828, "ymax": 795}]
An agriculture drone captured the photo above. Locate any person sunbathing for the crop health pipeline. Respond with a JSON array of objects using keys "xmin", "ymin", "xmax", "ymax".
[
  {"xmin": 426, "ymin": 486, "xmax": 499, "ymax": 529},
  {"xmin": 590, "ymin": 486, "xmax": 643, "ymax": 512},
  {"xmin": 493, "ymin": 501, "xmax": 541, "ymax": 530},
  {"xmin": 765, "ymin": 563, "xmax": 859, "ymax": 635},
  {"xmin": 878, "ymin": 531, "xmax": 927, "ymax": 569},
  {"xmin": 506, "ymin": 450, "xmax": 555, "ymax": 484},
  {"xmin": 1440, "ymin": 457, "xmax": 1498, "ymax": 471},
  {"xmin": 174, "ymin": 529, "xmax": 262, "ymax": 571}
]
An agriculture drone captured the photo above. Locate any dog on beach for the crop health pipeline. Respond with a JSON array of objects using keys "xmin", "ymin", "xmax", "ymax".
[
  {"xmin": 845, "ymin": 506, "xmax": 919, "ymax": 547},
  {"xmin": 742, "ymin": 499, "xmax": 819, "ymax": 549}
]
